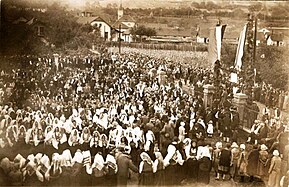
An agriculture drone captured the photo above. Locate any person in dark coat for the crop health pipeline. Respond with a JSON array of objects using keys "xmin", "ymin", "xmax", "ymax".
[
  {"xmin": 197, "ymin": 146, "xmax": 212, "ymax": 184},
  {"xmin": 115, "ymin": 147, "xmax": 138, "ymax": 186},
  {"xmin": 217, "ymin": 143, "xmax": 231, "ymax": 180},
  {"xmin": 221, "ymin": 113, "xmax": 232, "ymax": 142},
  {"xmin": 247, "ymin": 144, "xmax": 260, "ymax": 182},
  {"xmin": 186, "ymin": 140, "xmax": 199, "ymax": 182},
  {"xmin": 163, "ymin": 139, "xmax": 184, "ymax": 186}
]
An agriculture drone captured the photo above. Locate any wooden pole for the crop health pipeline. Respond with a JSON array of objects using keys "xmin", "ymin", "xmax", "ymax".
[
  {"xmin": 118, "ymin": 24, "xmax": 121, "ymax": 54},
  {"xmin": 253, "ymin": 17, "xmax": 257, "ymax": 65}
]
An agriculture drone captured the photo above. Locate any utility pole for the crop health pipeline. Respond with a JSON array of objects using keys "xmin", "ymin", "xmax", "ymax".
[
  {"xmin": 253, "ymin": 17, "xmax": 257, "ymax": 65},
  {"xmin": 118, "ymin": 24, "xmax": 121, "ymax": 54}
]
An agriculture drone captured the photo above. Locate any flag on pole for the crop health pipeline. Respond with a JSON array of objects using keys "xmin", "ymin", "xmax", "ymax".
[
  {"xmin": 208, "ymin": 25, "xmax": 227, "ymax": 65},
  {"xmin": 234, "ymin": 24, "xmax": 247, "ymax": 71}
]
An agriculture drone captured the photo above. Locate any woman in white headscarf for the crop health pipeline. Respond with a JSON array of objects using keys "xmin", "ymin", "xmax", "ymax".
[
  {"xmin": 51, "ymin": 126, "xmax": 67, "ymax": 150},
  {"xmin": 61, "ymin": 149, "xmax": 73, "ymax": 167},
  {"xmin": 36, "ymin": 154, "xmax": 50, "ymax": 183},
  {"xmin": 90, "ymin": 130, "xmax": 101, "ymax": 155},
  {"xmin": 79, "ymin": 127, "xmax": 91, "ymax": 151},
  {"xmin": 230, "ymin": 142, "xmax": 240, "ymax": 180},
  {"xmin": 139, "ymin": 152, "xmax": 154, "ymax": 186},
  {"xmin": 33, "ymin": 127, "xmax": 45, "ymax": 147},
  {"xmin": 45, "ymin": 153, "xmax": 62, "ymax": 183},
  {"xmin": 197, "ymin": 145, "xmax": 212, "ymax": 185},
  {"xmin": 68, "ymin": 129, "xmax": 80, "ymax": 151},
  {"xmin": 90, "ymin": 153, "xmax": 106, "ymax": 186},
  {"xmin": 268, "ymin": 150, "xmax": 282, "ymax": 187},
  {"xmin": 152, "ymin": 151, "xmax": 165, "ymax": 186},
  {"xmin": 59, "ymin": 149, "xmax": 74, "ymax": 186},
  {"xmin": 213, "ymin": 142, "xmax": 222, "ymax": 179},
  {"xmin": 103, "ymin": 154, "xmax": 117, "ymax": 186},
  {"xmin": 163, "ymin": 138, "xmax": 184, "ymax": 185},
  {"xmin": 5, "ymin": 125, "xmax": 17, "ymax": 147},
  {"xmin": 70, "ymin": 149, "xmax": 83, "ymax": 186},
  {"xmin": 16, "ymin": 125, "xmax": 27, "ymax": 148},
  {"xmin": 99, "ymin": 134, "xmax": 108, "ymax": 155},
  {"xmin": 23, "ymin": 158, "xmax": 43, "ymax": 186}
]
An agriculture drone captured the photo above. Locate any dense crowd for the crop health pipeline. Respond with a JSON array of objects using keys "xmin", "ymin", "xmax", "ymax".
[{"xmin": 0, "ymin": 52, "xmax": 288, "ymax": 186}]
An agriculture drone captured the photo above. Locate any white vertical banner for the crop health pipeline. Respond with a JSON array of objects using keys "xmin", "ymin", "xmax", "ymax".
[
  {"xmin": 216, "ymin": 26, "xmax": 222, "ymax": 61},
  {"xmin": 234, "ymin": 24, "xmax": 247, "ymax": 71}
]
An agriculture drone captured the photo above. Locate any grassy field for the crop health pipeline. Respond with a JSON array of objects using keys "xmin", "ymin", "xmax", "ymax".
[{"xmin": 110, "ymin": 47, "xmax": 212, "ymax": 68}]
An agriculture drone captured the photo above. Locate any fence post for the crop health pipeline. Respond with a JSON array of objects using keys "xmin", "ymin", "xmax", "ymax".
[
  {"xmin": 203, "ymin": 84, "xmax": 214, "ymax": 109},
  {"xmin": 233, "ymin": 93, "xmax": 248, "ymax": 129}
]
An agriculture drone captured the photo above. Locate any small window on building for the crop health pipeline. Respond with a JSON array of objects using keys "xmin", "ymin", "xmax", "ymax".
[{"xmin": 36, "ymin": 26, "xmax": 44, "ymax": 36}]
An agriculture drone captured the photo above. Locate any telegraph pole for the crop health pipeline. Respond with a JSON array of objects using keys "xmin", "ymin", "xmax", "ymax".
[
  {"xmin": 118, "ymin": 24, "xmax": 121, "ymax": 54},
  {"xmin": 253, "ymin": 17, "xmax": 257, "ymax": 65}
]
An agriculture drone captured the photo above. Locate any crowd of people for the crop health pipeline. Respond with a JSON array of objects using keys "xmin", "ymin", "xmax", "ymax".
[{"xmin": 0, "ymin": 51, "xmax": 288, "ymax": 186}]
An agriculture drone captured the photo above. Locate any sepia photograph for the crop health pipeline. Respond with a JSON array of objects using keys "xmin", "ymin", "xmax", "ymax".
[{"xmin": 0, "ymin": 0, "xmax": 289, "ymax": 186}]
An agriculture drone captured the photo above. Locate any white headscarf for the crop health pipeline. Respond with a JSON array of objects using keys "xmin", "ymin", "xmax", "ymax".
[
  {"xmin": 61, "ymin": 149, "xmax": 73, "ymax": 167},
  {"xmin": 14, "ymin": 154, "xmax": 26, "ymax": 168},
  {"xmin": 40, "ymin": 154, "xmax": 50, "ymax": 169},
  {"xmin": 92, "ymin": 153, "xmax": 105, "ymax": 171},
  {"xmin": 200, "ymin": 146, "xmax": 212, "ymax": 160},
  {"xmin": 72, "ymin": 150, "xmax": 83, "ymax": 164}
]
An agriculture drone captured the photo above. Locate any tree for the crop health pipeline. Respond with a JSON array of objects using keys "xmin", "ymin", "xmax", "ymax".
[
  {"xmin": 221, "ymin": 43, "xmax": 289, "ymax": 90},
  {"xmin": 255, "ymin": 46, "xmax": 289, "ymax": 89},
  {"xmin": 130, "ymin": 25, "xmax": 156, "ymax": 42},
  {"xmin": 1, "ymin": 0, "xmax": 103, "ymax": 55}
]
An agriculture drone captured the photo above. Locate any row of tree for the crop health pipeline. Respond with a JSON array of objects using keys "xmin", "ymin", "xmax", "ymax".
[
  {"xmin": 103, "ymin": 2, "xmax": 289, "ymax": 21},
  {"xmin": 221, "ymin": 43, "xmax": 289, "ymax": 90}
]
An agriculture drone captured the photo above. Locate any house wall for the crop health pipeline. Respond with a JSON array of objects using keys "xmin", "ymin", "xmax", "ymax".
[
  {"xmin": 112, "ymin": 28, "xmax": 133, "ymax": 43},
  {"xmin": 91, "ymin": 21, "xmax": 111, "ymax": 41}
]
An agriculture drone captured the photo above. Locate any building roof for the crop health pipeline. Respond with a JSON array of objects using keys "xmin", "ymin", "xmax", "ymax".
[
  {"xmin": 76, "ymin": 16, "xmax": 111, "ymax": 27},
  {"xmin": 117, "ymin": 15, "xmax": 135, "ymax": 22},
  {"xmin": 259, "ymin": 28, "xmax": 270, "ymax": 33},
  {"xmin": 12, "ymin": 17, "xmax": 28, "ymax": 24},
  {"xmin": 270, "ymin": 34, "xmax": 284, "ymax": 42},
  {"xmin": 112, "ymin": 21, "xmax": 130, "ymax": 29}
]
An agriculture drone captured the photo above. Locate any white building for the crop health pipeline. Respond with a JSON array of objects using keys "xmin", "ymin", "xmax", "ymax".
[
  {"xmin": 77, "ymin": 11, "xmax": 112, "ymax": 41},
  {"xmin": 112, "ymin": 15, "xmax": 136, "ymax": 43}
]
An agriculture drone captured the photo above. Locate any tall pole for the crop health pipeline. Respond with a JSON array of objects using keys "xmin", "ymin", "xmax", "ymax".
[
  {"xmin": 244, "ymin": 14, "xmax": 255, "ymax": 99},
  {"xmin": 253, "ymin": 17, "xmax": 257, "ymax": 65},
  {"xmin": 118, "ymin": 24, "xmax": 121, "ymax": 54}
]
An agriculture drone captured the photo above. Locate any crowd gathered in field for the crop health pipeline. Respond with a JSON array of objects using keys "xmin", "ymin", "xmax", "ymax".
[{"xmin": 0, "ymin": 51, "xmax": 288, "ymax": 186}]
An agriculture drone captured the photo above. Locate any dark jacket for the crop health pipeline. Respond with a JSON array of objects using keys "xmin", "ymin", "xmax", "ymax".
[{"xmin": 116, "ymin": 152, "xmax": 138, "ymax": 186}]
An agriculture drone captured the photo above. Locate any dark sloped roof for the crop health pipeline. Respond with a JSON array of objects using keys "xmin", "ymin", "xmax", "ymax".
[
  {"xmin": 12, "ymin": 17, "xmax": 28, "ymax": 24},
  {"xmin": 118, "ymin": 15, "xmax": 135, "ymax": 22},
  {"xmin": 77, "ymin": 16, "xmax": 99, "ymax": 25},
  {"xmin": 76, "ymin": 16, "xmax": 111, "ymax": 27},
  {"xmin": 270, "ymin": 34, "xmax": 284, "ymax": 41},
  {"xmin": 112, "ymin": 21, "xmax": 130, "ymax": 29}
]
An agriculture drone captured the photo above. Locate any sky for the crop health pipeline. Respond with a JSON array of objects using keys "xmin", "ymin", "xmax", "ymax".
[
  {"xmin": 59, "ymin": 0, "xmax": 219, "ymax": 9},
  {"xmin": 21, "ymin": 0, "xmax": 285, "ymax": 9}
]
